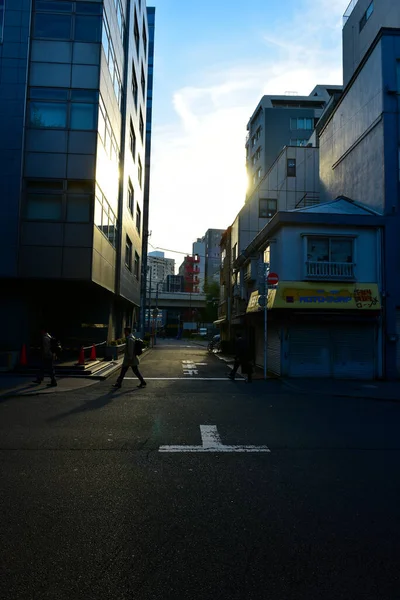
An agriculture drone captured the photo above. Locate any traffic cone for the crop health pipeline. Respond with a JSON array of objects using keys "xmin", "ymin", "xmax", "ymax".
[
  {"xmin": 78, "ymin": 346, "xmax": 85, "ymax": 365},
  {"xmin": 90, "ymin": 344, "xmax": 96, "ymax": 361},
  {"xmin": 20, "ymin": 343, "xmax": 27, "ymax": 366}
]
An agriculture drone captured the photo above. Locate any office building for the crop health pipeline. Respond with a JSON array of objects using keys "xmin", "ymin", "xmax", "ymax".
[
  {"xmin": 245, "ymin": 85, "xmax": 342, "ymax": 198},
  {"xmin": 147, "ymin": 251, "xmax": 174, "ymax": 291},
  {"xmin": 0, "ymin": 0, "xmax": 154, "ymax": 350}
]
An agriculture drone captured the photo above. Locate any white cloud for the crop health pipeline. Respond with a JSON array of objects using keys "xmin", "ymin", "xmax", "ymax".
[{"xmin": 149, "ymin": 0, "xmax": 348, "ymax": 266}]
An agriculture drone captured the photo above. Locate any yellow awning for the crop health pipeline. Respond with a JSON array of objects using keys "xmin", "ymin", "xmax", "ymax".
[{"xmin": 246, "ymin": 282, "xmax": 381, "ymax": 312}]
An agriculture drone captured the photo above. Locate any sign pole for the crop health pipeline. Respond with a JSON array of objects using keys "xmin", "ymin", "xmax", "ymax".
[{"xmin": 264, "ymin": 263, "xmax": 269, "ymax": 380}]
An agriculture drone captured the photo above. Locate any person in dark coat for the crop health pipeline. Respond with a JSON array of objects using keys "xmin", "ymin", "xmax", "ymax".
[
  {"xmin": 113, "ymin": 327, "xmax": 146, "ymax": 389},
  {"xmin": 228, "ymin": 332, "xmax": 253, "ymax": 383},
  {"xmin": 33, "ymin": 329, "xmax": 57, "ymax": 387}
]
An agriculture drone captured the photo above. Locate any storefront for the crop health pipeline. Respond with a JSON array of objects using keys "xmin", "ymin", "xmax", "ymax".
[{"xmin": 247, "ymin": 282, "xmax": 382, "ymax": 379}]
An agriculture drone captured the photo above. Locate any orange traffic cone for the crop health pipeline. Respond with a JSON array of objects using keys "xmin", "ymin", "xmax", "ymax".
[
  {"xmin": 78, "ymin": 346, "xmax": 85, "ymax": 365},
  {"xmin": 20, "ymin": 343, "xmax": 27, "ymax": 366},
  {"xmin": 90, "ymin": 344, "xmax": 96, "ymax": 361}
]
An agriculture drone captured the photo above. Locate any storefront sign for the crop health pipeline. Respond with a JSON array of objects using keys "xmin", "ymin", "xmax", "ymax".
[{"xmin": 246, "ymin": 283, "xmax": 381, "ymax": 312}]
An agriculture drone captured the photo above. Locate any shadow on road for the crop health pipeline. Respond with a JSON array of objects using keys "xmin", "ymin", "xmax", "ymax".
[{"xmin": 46, "ymin": 387, "xmax": 139, "ymax": 422}]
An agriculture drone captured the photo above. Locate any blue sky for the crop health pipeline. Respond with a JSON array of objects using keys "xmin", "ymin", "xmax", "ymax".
[{"xmin": 147, "ymin": 0, "xmax": 348, "ymax": 268}]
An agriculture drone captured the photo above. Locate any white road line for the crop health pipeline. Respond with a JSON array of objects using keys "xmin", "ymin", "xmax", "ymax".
[
  {"xmin": 159, "ymin": 425, "xmax": 271, "ymax": 453},
  {"xmin": 124, "ymin": 377, "xmax": 237, "ymax": 381}
]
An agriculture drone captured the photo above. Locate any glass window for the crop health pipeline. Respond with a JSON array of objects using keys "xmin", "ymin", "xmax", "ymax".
[
  {"xmin": 128, "ymin": 180, "xmax": 134, "ymax": 214},
  {"xmin": 331, "ymin": 239, "xmax": 353, "ymax": 263},
  {"xmin": 30, "ymin": 88, "xmax": 69, "ymax": 100},
  {"xmin": 138, "ymin": 156, "xmax": 142, "ymax": 187},
  {"xmin": 0, "ymin": 0, "xmax": 4, "ymax": 43},
  {"xmin": 94, "ymin": 196, "xmax": 102, "ymax": 228},
  {"xmin": 76, "ymin": 2, "xmax": 102, "ymax": 14},
  {"xmin": 70, "ymin": 103, "xmax": 97, "ymax": 130},
  {"xmin": 67, "ymin": 180, "xmax": 93, "ymax": 192},
  {"xmin": 29, "ymin": 101, "xmax": 67, "ymax": 128},
  {"xmin": 35, "ymin": 1, "xmax": 73, "ymax": 12},
  {"xmin": 25, "ymin": 194, "xmax": 63, "ymax": 220},
  {"xmin": 34, "ymin": 13, "xmax": 72, "ymax": 39},
  {"xmin": 71, "ymin": 90, "xmax": 98, "ymax": 102},
  {"xmin": 287, "ymin": 158, "xmax": 296, "ymax": 177},
  {"xmin": 102, "ymin": 16, "xmax": 109, "ymax": 58},
  {"xmin": 75, "ymin": 16, "xmax": 102, "ymax": 42},
  {"xmin": 134, "ymin": 252, "xmax": 140, "ymax": 279},
  {"xmin": 26, "ymin": 179, "xmax": 63, "ymax": 190},
  {"xmin": 101, "ymin": 207, "xmax": 109, "ymax": 238},
  {"xmin": 259, "ymin": 198, "xmax": 277, "ymax": 218},
  {"xmin": 67, "ymin": 194, "xmax": 91, "ymax": 222},
  {"xmin": 125, "ymin": 236, "xmax": 132, "ymax": 270},
  {"xmin": 307, "ymin": 238, "xmax": 329, "ymax": 262},
  {"xmin": 98, "ymin": 107, "xmax": 106, "ymax": 143},
  {"xmin": 136, "ymin": 205, "xmax": 141, "ymax": 233}
]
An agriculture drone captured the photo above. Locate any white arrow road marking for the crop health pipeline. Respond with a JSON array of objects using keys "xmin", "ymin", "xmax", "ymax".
[{"xmin": 159, "ymin": 425, "xmax": 271, "ymax": 453}]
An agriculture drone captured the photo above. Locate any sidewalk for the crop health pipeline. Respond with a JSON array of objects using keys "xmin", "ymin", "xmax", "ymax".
[
  {"xmin": 282, "ymin": 377, "xmax": 400, "ymax": 402},
  {"xmin": 0, "ymin": 374, "xmax": 101, "ymax": 399},
  {"xmin": 211, "ymin": 347, "xmax": 400, "ymax": 400}
]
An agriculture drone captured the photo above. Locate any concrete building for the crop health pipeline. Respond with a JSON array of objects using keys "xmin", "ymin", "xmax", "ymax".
[
  {"xmin": 343, "ymin": 0, "xmax": 400, "ymax": 86},
  {"xmin": 245, "ymin": 85, "xmax": 342, "ymax": 199},
  {"xmin": 240, "ymin": 199, "xmax": 384, "ymax": 379},
  {"xmin": 201, "ymin": 229, "xmax": 224, "ymax": 285},
  {"xmin": 179, "ymin": 254, "xmax": 201, "ymax": 293},
  {"xmin": 139, "ymin": 5, "xmax": 155, "ymax": 336},
  {"xmin": 0, "ymin": 0, "xmax": 154, "ymax": 352},
  {"xmin": 164, "ymin": 274, "xmax": 184, "ymax": 293},
  {"xmin": 318, "ymin": 4, "xmax": 400, "ymax": 378},
  {"xmin": 192, "ymin": 239, "xmax": 206, "ymax": 292},
  {"xmin": 147, "ymin": 251, "xmax": 174, "ymax": 291}
]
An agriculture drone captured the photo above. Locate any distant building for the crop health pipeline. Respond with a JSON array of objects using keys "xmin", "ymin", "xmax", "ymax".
[
  {"xmin": 179, "ymin": 254, "xmax": 201, "ymax": 293},
  {"xmin": 148, "ymin": 251, "xmax": 175, "ymax": 291},
  {"xmin": 165, "ymin": 274, "xmax": 184, "ymax": 293},
  {"xmin": 201, "ymin": 229, "xmax": 224, "ymax": 285},
  {"xmin": 245, "ymin": 85, "xmax": 342, "ymax": 198}
]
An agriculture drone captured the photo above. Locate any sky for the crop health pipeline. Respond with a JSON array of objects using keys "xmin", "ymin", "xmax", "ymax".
[{"xmin": 147, "ymin": 0, "xmax": 349, "ymax": 269}]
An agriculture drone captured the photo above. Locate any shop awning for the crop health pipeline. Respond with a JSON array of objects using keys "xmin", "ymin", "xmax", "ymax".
[{"xmin": 246, "ymin": 282, "xmax": 381, "ymax": 312}]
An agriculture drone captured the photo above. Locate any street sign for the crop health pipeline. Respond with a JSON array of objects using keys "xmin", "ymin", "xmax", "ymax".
[
  {"xmin": 258, "ymin": 295, "xmax": 266, "ymax": 307},
  {"xmin": 267, "ymin": 272, "xmax": 279, "ymax": 286}
]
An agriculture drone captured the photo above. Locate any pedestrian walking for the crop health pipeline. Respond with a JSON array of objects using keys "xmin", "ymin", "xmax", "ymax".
[
  {"xmin": 228, "ymin": 332, "xmax": 253, "ymax": 383},
  {"xmin": 113, "ymin": 327, "xmax": 146, "ymax": 389},
  {"xmin": 33, "ymin": 329, "xmax": 57, "ymax": 387}
]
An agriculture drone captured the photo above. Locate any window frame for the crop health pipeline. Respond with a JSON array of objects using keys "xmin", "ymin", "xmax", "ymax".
[
  {"xmin": 360, "ymin": 1, "xmax": 374, "ymax": 32},
  {"xmin": 125, "ymin": 235, "xmax": 133, "ymax": 271},
  {"xmin": 287, "ymin": 158, "xmax": 296, "ymax": 177},
  {"xmin": 306, "ymin": 235, "xmax": 354, "ymax": 264},
  {"xmin": 134, "ymin": 251, "xmax": 140, "ymax": 279},
  {"xmin": 127, "ymin": 179, "xmax": 134, "ymax": 215},
  {"xmin": 259, "ymin": 198, "xmax": 277, "ymax": 219}
]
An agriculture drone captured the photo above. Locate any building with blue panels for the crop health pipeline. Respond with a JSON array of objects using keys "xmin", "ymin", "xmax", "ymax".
[
  {"xmin": 0, "ymin": 0, "xmax": 154, "ymax": 354},
  {"xmin": 319, "ymin": 0, "xmax": 400, "ymax": 377}
]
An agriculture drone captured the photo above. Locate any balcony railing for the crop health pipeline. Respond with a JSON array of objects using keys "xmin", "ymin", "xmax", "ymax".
[{"xmin": 306, "ymin": 261, "xmax": 355, "ymax": 279}]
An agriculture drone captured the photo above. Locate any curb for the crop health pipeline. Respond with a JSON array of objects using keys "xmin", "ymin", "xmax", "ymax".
[{"xmin": 280, "ymin": 378, "xmax": 400, "ymax": 403}]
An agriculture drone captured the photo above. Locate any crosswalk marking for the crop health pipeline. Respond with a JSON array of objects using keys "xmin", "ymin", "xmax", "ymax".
[
  {"xmin": 124, "ymin": 377, "xmax": 239, "ymax": 381},
  {"xmin": 159, "ymin": 425, "xmax": 271, "ymax": 453}
]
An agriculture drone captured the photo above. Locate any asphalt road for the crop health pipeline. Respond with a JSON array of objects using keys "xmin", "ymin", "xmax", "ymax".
[{"xmin": 1, "ymin": 340, "xmax": 400, "ymax": 600}]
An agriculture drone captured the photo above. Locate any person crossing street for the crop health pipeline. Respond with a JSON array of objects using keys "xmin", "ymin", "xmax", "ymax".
[{"xmin": 113, "ymin": 327, "xmax": 146, "ymax": 389}]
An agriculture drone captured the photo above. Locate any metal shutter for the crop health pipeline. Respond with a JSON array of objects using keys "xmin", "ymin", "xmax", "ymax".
[
  {"xmin": 254, "ymin": 328, "xmax": 264, "ymax": 368},
  {"xmin": 332, "ymin": 325, "xmax": 375, "ymax": 380},
  {"xmin": 268, "ymin": 324, "xmax": 282, "ymax": 376},
  {"xmin": 396, "ymin": 310, "xmax": 400, "ymax": 377},
  {"xmin": 288, "ymin": 326, "xmax": 331, "ymax": 378}
]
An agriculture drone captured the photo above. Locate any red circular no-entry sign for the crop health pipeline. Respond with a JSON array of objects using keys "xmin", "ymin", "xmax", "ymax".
[{"xmin": 267, "ymin": 272, "xmax": 279, "ymax": 285}]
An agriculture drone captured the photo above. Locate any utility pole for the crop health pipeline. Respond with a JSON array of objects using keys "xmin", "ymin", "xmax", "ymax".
[
  {"xmin": 147, "ymin": 268, "xmax": 152, "ymax": 333},
  {"xmin": 140, "ymin": 230, "xmax": 151, "ymax": 338}
]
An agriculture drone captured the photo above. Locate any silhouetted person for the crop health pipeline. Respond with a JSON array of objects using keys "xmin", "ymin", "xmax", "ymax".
[
  {"xmin": 113, "ymin": 327, "xmax": 146, "ymax": 389},
  {"xmin": 228, "ymin": 332, "xmax": 253, "ymax": 383},
  {"xmin": 33, "ymin": 329, "xmax": 57, "ymax": 387}
]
